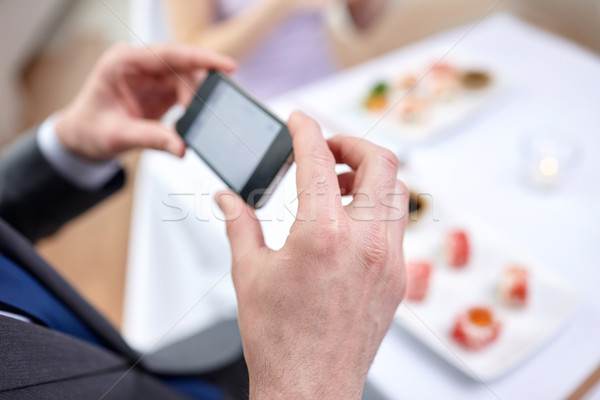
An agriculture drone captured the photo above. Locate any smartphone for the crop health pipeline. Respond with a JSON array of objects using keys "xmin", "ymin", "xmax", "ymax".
[{"xmin": 176, "ymin": 71, "xmax": 294, "ymax": 208}]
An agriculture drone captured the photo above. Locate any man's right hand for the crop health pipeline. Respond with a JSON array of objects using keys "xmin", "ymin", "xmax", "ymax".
[{"xmin": 217, "ymin": 111, "xmax": 408, "ymax": 399}]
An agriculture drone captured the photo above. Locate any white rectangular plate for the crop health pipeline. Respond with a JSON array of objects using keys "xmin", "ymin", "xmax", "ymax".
[
  {"xmin": 394, "ymin": 206, "xmax": 578, "ymax": 381},
  {"xmin": 294, "ymin": 49, "xmax": 504, "ymax": 143}
]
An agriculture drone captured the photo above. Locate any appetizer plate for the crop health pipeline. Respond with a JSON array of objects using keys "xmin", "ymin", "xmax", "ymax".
[
  {"xmin": 294, "ymin": 49, "xmax": 504, "ymax": 143},
  {"xmin": 394, "ymin": 205, "xmax": 578, "ymax": 381}
]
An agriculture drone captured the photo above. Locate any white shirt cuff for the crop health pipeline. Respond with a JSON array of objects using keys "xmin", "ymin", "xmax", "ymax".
[
  {"xmin": 36, "ymin": 115, "xmax": 121, "ymax": 191},
  {"xmin": 0, "ymin": 310, "xmax": 31, "ymax": 324}
]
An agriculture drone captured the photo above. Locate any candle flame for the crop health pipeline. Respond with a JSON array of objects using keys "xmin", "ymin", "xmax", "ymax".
[{"xmin": 540, "ymin": 157, "xmax": 559, "ymax": 177}]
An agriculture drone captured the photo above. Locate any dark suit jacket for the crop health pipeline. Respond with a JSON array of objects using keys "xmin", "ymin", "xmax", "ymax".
[
  {"xmin": 0, "ymin": 130, "xmax": 189, "ymax": 399},
  {"xmin": 0, "ymin": 129, "xmax": 390, "ymax": 400}
]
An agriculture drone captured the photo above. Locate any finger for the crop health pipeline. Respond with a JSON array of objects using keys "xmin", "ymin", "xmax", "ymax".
[
  {"xmin": 175, "ymin": 70, "xmax": 210, "ymax": 107},
  {"xmin": 173, "ymin": 72, "xmax": 199, "ymax": 107},
  {"xmin": 216, "ymin": 190, "xmax": 265, "ymax": 264},
  {"xmin": 385, "ymin": 180, "xmax": 409, "ymax": 299},
  {"xmin": 385, "ymin": 180, "xmax": 409, "ymax": 247},
  {"xmin": 327, "ymin": 136, "xmax": 399, "ymax": 208},
  {"xmin": 288, "ymin": 111, "xmax": 340, "ymax": 220},
  {"xmin": 177, "ymin": 70, "xmax": 208, "ymax": 108},
  {"xmin": 193, "ymin": 69, "xmax": 209, "ymax": 85},
  {"xmin": 130, "ymin": 44, "xmax": 237, "ymax": 76},
  {"xmin": 337, "ymin": 171, "xmax": 356, "ymax": 196},
  {"xmin": 121, "ymin": 119, "xmax": 186, "ymax": 157}
]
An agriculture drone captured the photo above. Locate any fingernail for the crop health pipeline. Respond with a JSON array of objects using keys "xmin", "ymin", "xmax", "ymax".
[
  {"xmin": 166, "ymin": 140, "xmax": 185, "ymax": 157},
  {"xmin": 215, "ymin": 191, "xmax": 236, "ymax": 213},
  {"xmin": 291, "ymin": 110, "xmax": 307, "ymax": 119}
]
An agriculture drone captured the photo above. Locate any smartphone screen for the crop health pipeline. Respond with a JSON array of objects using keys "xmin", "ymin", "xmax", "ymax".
[
  {"xmin": 185, "ymin": 80, "xmax": 282, "ymax": 192},
  {"xmin": 177, "ymin": 71, "xmax": 293, "ymax": 208}
]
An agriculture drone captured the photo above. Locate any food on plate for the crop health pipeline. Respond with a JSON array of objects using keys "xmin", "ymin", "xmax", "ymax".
[
  {"xmin": 445, "ymin": 229, "xmax": 470, "ymax": 268},
  {"xmin": 361, "ymin": 61, "xmax": 494, "ymax": 129},
  {"xmin": 364, "ymin": 82, "xmax": 389, "ymax": 112},
  {"xmin": 432, "ymin": 76, "xmax": 460, "ymax": 102},
  {"xmin": 461, "ymin": 70, "xmax": 492, "ymax": 89},
  {"xmin": 430, "ymin": 62, "xmax": 459, "ymax": 100},
  {"xmin": 401, "ymin": 95, "xmax": 428, "ymax": 123},
  {"xmin": 499, "ymin": 265, "xmax": 529, "ymax": 307},
  {"xmin": 431, "ymin": 62, "xmax": 458, "ymax": 79},
  {"xmin": 365, "ymin": 94, "xmax": 387, "ymax": 111},
  {"xmin": 398, "ymin": 73, "xmax": 419, "ymax": 90},
  {"xmin": 452, "ymin": 306, "xmax": 502, "ymax": 351},
  {"xmin": 405, "ymin": 260, "xmax": 432, "ymax": 302},
  {"xmin": 408, "ymin": 191, "xmax": 428, "ymax": 225}
]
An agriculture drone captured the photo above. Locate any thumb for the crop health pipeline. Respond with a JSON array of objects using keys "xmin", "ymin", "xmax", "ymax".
[
  {"xmin": 216, "ymin": 190, "xmax": 265, "ymax": 264},
  {"xmin": 123, "ymin": 119, "xmax": 186, "ymax": 157}
]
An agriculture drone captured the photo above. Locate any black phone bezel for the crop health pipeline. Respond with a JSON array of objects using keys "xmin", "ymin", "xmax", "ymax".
[{"xmin": 176, "ymin": 70, "xmax": 293, "ymax": 208}]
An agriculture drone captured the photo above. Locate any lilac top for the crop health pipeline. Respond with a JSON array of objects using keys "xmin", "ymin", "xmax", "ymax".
[{"xmin": 217, "ymin": 0, "xmax": 339, "ymax": 100}]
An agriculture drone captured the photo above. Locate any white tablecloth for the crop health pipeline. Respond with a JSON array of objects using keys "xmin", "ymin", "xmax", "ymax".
[{"xmin": 124, "ymin": 14, "xmax": 600, "ymax": 399}]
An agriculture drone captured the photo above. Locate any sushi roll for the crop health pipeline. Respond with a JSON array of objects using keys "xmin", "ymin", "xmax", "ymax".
[
  {"xmin": 445, "ymin": 229, "xmax": 470, "ymax": 268},
  {"xmin": 364, "ymin": 82, "xmax": 389, "ymax": 112},
  {"xmin": 432, "ymin": 77, "xmax": 460, "ymax": 102},
  {"xmin": 405, "ymin": 260, "xmax": 432, "ymax": 302},
  {"xmin": 397, "ymin": 73, "xmax": 419, "ymax": 91},
  {"xmin": 430, "ymin": 62, "xmax": 460, "ymax": 101},
  {"xmin": 452, "ymin": 306, "xmax": 501, "ymax": 351},
  {"xmin": 499, "ymin": 265, "xmax": 529, "ymax": 307},
  {"xmin": 461, "ymin": 70, "xmax": 492, "ymax": 90},
  {"xmin": 431, "ymin": 62, "xmax": 457, "ymax": 79},
  {"xmin": 400, "ymin": 95, "xmax": 428, "ymax": 123}
]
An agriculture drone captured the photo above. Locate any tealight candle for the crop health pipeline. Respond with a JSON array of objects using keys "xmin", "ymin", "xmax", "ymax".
[
  {"xmin": 519, "ymin": 127, "xmax": 579, "ymax": 190},
  {"xmin": 529, "ymin": 155, "xmax": 560, "ymax": 188}
]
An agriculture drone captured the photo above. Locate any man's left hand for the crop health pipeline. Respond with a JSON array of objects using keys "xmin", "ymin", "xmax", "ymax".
[{"xmin": 56, "ymin": 43, "xmax": 236, "ymax": 160}]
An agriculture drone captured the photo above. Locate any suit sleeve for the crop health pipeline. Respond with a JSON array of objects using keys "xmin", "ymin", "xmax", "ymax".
[{"xmin": 0, "ymin": 128, "xmax": 125, "ymax": 243}]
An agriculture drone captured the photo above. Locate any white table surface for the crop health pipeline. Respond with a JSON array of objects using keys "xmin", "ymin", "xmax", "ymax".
[{"xmin": 124, "ymin": 14, "xmax": 600, "ymax": 400}]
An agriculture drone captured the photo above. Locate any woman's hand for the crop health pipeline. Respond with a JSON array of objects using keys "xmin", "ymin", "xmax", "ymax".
[
  {"xmin": 280, "ymin": 0, "xmax": 337, "ymax": 14},
  {"xmin": 56, "ymin": 43, "xmax": 236, "ymax": 161}
]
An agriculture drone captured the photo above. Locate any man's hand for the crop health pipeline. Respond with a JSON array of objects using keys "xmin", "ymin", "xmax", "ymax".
[
  {"xmin": 217, "ymin": 111, "xmax": 407, "ymax": 399},
  {"xmin": 56, "ymin": 43, "xmax": 236, "ymax": 160}
]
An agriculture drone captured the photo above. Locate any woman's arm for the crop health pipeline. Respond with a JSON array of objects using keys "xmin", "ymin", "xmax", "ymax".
[
  {"xmin": 346, "ymin": 0, "xmax": 389, "ymax": 30},
  {"xmin": 166, "ymin": 0, "xmax": 293, "ymax": 60}
]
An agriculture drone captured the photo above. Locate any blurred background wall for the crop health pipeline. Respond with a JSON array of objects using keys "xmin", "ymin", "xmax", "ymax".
[{"xmin": 0, "ymin": 0, "xmax": 598, "ymax": 328}]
